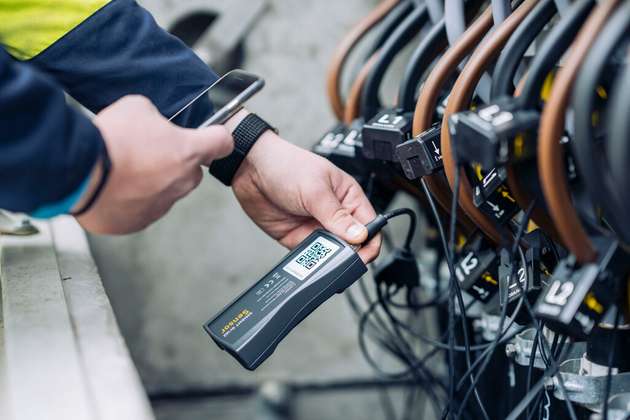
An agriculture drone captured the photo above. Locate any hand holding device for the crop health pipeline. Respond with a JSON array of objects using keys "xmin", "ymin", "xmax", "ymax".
[
  {"xmin": 205, "ymin": 208, "xmax": 414, "ymax": 370},
  {"xmin": 76, "ymin": 95, "xmax": 233, "ymax": 234},
  {"xmin": 77, "ymin": 70, "xmax": 263, "ymax": 233},
  {"xmin": 231, "ymin": 133, "xmax": 381, "ymax": 263}
]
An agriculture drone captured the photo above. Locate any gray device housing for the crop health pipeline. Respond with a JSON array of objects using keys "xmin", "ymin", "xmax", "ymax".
[{"xmin": 204, "ymin": 230, "xmax": 367, "ymax": 370}]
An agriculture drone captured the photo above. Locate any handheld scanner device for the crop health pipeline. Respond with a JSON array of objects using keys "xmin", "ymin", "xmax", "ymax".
[{"xmin": 204, "ymin": 230, "xmax": 367, "ymax": 370}]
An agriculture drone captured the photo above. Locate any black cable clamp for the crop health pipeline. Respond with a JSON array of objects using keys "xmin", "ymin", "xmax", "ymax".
[
  {"xmin": 534, "ymin": 238, "xmax": 628, "ymax": 340},
  {"xmin": 395, "ymin": 123, "xmax": 443, "ymax": 180},
  {"xmin": 450, "ymin": 98, "xmax": 540, "ymax": 169},
  {"xmin": 454, "ymin": 236, "xmax": 500, "ymax": 303},
  {"xmin": 472, "ymin": 167, "xmax": 520, "ymax": 225},
  {"xmin": 361, "ymin": 109, "xmax": 413, "ymax": 162},
  {"xmin": 313, "ymin": 119, "xmax": 376, "ymax": 179}
]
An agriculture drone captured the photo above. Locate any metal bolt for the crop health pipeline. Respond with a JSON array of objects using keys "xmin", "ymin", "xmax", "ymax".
[
  {"xmin": 505, "ymin": 343, "xmax": 517, "ymax": 358},
  {"xmin": 544, "ymin": 377, "xmax": 555, "ymax": 391},
  {"xmin": 560, "ymin": 379, "xmax": 583, "ymax": 393}
]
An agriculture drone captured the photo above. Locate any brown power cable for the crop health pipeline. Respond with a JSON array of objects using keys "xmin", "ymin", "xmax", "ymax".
[
  {"xmin": 441, "ymin": 0, "xmax": 540, "ymax": 246},
  {"xmin": 537, "ymin": 0, "xmax": 620, "ymax": 264},
  {"xmin": 412, "ymin": 7, "xmax": 493, "ymax": 137},
  {"xmin": 411, "ymin": 7, "xmax": 495, "ymax": 233},
  {"xmin": 326, "ymin": 0, "xmax": 400, "ymax": 120},
  {"xmin": 343, "ymin": 52, "xmax": 381, "ymax": 124}
]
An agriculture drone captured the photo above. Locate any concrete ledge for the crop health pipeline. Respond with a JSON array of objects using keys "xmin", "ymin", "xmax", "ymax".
[{"xmin": 0, "ymin": 217, "xmax": 155, "ymax": 420}]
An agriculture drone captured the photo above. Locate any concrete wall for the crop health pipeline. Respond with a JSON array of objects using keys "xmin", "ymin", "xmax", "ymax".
[{"xmin": 86, "ymin": 1, "xmax": 422, "ymax": 419}]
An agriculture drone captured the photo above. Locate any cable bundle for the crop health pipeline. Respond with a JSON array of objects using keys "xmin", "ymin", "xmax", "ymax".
[{"xmin": 314, "ymin": 1, "xmax": 630, "ymax": 418}]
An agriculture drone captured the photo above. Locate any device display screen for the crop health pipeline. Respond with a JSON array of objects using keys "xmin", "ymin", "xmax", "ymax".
[{"xmin": 170, "ymin": 70, "xmax": 262, "ymax": 126}]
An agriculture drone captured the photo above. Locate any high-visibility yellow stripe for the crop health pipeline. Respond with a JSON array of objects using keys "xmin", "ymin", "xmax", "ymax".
[{"xmin": 0, "ymin": 0, "xmax": 110, "ymax": 60}]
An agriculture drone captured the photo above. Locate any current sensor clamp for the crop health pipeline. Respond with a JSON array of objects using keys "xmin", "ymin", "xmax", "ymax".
[
  {"xmin": 449, "ymin": 99, "xmax": 539, "ymax": 169},
  {"xmin": 396, "ymin": 123, "xmax": 443, "ymax": 180},
  {"xmin": 534, "ymin": 239, "xmax": 626, "ymax": 339},
  {"xmin": 362, "ymin": 109, "xmax": 413, "ymax": 161}
]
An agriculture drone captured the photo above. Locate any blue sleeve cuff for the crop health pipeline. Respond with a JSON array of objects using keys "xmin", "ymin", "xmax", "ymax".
[
  {"xmin": 29, "ymin": 173, "xmax": 91, "ymax": 219},
  {"xmin": 0, "ymin": 48, "xmax": 106, "ymax": 214}
]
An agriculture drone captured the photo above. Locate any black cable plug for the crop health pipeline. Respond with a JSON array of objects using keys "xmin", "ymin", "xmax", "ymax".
[
  {"xmin": 363, "ymin": 208, "xmax": 420, "ymax": 289},
  {"xmin": 373, "ymin": 247, "xmax": 420, "ymax": 289},
  {"xmin": 364, "ymin": 208, "xmax": 417, "ymax": 248},
  {"xmin": 365, "ymin": 214, "xmax": 388, "ymax": 243}
]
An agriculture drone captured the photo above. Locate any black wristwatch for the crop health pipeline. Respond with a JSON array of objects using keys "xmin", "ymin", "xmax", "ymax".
[{"xmin": 209, "ymin": 113, "xmax": 277, "ymax": 186}]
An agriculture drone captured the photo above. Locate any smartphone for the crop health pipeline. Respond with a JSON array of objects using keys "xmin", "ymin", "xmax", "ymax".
[{"xmin": 169, "ymin": 69, "xmax": 265, "ymax": 127}]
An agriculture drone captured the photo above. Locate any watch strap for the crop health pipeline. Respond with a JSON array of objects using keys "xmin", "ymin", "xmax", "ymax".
[{"xmin": 209, "ymin": 113, "xmax": 276, "ymax": 186}]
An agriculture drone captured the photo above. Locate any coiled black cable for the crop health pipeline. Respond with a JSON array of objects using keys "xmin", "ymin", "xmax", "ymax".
[
  {"xmin": 608, "ymin": 63, "xmax": 630, "ymax": 212},
  {"xmin": 519, "ymin": 0, "xmax": 595, "ymax": 109},
  {"xmin": 398, "ymin": 19, "xmax": 448, "ymax": 111},
  {"xmin": 360, "ymin": 3, "xmax": 430, "ymax": 119},
  {"xmin": 572, "ymin": 0, "xmax": 630, "ymax": 242},
  {"xmin": 367, "ymin": 0, "xmax": 415, "ymax": 59},
  {"xmin": 491, "ymin": 0, "xmax": 557, "ymax": 98}
]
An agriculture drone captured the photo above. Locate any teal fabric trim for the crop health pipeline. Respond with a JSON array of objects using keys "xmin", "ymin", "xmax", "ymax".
[{"xmin": 30, "ymin": 174, "xmax": 91, "ymax": 218}]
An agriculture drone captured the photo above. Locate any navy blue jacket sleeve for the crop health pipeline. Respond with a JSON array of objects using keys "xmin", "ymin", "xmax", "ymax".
[
  {"xmin": 0, "ymin": 0, "xmax": 218, "ymax": 213},
  {"xmin": 0, "ymin": 48, "xmax": 105, "ymax": 213},
  {"xmin": 28, "ymin": 0, "xmax": 218, "ymax": 128}
]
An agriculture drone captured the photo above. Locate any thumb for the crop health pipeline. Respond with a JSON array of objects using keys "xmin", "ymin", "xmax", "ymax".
[
  {"xmin": 306, "ymin": 187, "xmax": 368, "ymax": 245},
  {"xmin": 183, "ymin": 125, "xmax": 234, "ymax": 165}
]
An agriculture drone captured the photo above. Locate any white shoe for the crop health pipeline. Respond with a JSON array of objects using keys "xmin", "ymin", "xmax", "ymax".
[{"xmin": 0, "ymin": 210, "xmax": 39, "ymax": 236}]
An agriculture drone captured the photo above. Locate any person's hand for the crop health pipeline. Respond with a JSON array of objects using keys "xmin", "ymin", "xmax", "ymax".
[
  {"xmin": 231, "ymin": 125, "xmax": 381, "ymax": 263},
  {"xmin": 74, "ymin": 95, "xmax": 233, "ymax": 234}
]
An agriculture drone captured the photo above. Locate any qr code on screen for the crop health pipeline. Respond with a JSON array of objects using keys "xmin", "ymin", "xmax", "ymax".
[{"xmin": 295, "ymin": 241, "xmax": 333, "ymax": 270}]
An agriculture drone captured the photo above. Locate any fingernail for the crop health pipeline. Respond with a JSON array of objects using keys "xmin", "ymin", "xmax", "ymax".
[{"xmin": 346, "ymin": 223, "xmax": 365, "ymax": 239}]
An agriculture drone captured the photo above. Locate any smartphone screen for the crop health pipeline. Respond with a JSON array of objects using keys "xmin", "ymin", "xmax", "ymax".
[{"xmin": 170, "ymin": 70, "xmax": 264, "ymax": 127}]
